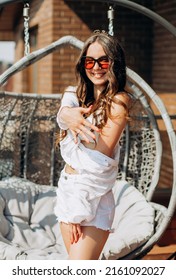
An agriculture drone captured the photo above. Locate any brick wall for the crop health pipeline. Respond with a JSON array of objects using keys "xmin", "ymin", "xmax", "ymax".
[
  {"xmin": 11, "ymin": 0, "xmax": 176, "ymax": 94},
  {"xmin": 152, "ymin": 0, "xmax": 176, "ymax": 92},
  {"xmin": 151, "ymin": 1, "xmax": 176, "ymax": 188},
  {"xmin": 12, "ymin": 0, "xmax": 153, "ymax": 94},
  {"xmin": 54, "ymin": 0, "xmax": 153, "ymax": 92},
  {"xmin": 13, "ymin": 0, "xmax": 55, "ymax": 93},
  {"xmin": 151, "ymin": 93, "xmax": 176, "ymax": 189}
]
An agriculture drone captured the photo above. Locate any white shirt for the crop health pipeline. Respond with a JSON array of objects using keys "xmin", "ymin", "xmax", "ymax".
[{"xmin": 56, "ymin": 86, "xmax": 121, "ymax": 224}]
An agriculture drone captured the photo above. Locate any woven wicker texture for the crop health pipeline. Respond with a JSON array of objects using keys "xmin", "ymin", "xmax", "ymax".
[
  {"xmin": 0, "ymin": 91, "xmax": 158, "ymax": 195},
  {"xmin": 0, "ymin": 92, "xmax": 63, "ymax": 186}
]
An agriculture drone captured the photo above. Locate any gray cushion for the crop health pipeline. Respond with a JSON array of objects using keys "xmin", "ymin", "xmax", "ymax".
[
  {"xmin": 0, "ymin": 177, "xmax": 67, "ymax": 260},
  {"xmin": 0, "ymin": 177, "xmax": 154, "ymax": 260}
]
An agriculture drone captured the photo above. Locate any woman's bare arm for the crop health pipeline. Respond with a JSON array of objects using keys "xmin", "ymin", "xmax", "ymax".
[{"xmin": 82, "ymin": 93, "xmax": 131, "ymax": 157}]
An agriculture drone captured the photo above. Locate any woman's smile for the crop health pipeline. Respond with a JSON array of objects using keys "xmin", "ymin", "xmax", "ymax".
[
  {"xmin": 85, "ymin": 42, "xmax": 109, "ymax": 96},
  {"xmin": 90, "ymin": 71, "xmax": 107, "ymax": 78}
]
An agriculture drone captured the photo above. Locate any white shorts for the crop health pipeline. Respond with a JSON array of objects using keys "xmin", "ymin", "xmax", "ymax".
[
  {"xmin": 81, "ymin": 190, "xmax": 115, "ymax": 232},
  {"xmin": 54, "ymin": 169, "xmax": 115, "ymax": 232}
]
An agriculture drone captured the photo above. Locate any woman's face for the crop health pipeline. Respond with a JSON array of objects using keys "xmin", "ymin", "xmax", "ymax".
[{"xmin": 85, "ymin": 41, "xmax": 110, "ymax": 96}]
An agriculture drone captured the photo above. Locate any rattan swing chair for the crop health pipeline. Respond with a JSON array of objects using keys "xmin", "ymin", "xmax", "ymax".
[{"xmin": 0, "ymin": 1, "xmax": 176, "ymax": 260}]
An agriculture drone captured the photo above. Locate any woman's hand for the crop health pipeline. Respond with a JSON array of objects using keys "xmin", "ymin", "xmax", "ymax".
[
  {"xmin": 69, "ymin": 223, "xmax": 82, "ymax": 244},
  {"xmin": 60, "ymin": 105, "xmax": 100, "ymax": 143}
]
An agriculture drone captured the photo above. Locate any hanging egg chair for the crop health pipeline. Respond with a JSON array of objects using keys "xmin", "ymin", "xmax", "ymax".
[{"xmin": 0, "ymin": 0, "xmax": 175, "ymax": 260}]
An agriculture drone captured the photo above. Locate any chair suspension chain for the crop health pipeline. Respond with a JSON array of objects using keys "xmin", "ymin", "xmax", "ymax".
[
  {"xmin": 107, "ymin": 6, "xmax": 114, "ymax": 36},
  {"xmin": 23, "ymin": 2, "xmax": 30, "ymax": 56}
]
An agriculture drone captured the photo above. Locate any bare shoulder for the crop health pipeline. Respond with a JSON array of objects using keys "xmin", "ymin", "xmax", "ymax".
[
  {"xmin": 110, "ymin": 92, "xmax": 132, "ymax": 117},
  {"xmin": 114, "ymin": 91, "xmax": 132, "ymax": 107}
]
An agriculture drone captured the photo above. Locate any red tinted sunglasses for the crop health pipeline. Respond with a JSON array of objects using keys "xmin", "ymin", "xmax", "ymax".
[{"xmin": 82, "ymin": 56, "xmax": 110, "ymax": 69}]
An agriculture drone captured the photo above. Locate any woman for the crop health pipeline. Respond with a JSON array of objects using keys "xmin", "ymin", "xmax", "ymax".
[{"xmin": 54, "ymin": 31, "xmax": 132, "ymax": 260}]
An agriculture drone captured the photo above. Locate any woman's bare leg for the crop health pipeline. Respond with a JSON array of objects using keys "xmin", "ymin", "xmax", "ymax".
[
  {"xmin": 60, "ymin": 223, "xmax": 109, "ymax": 259},
  {"xmin": 69, "ymin": 226, "xmax": 109, "ymax": 260},
  {"xmin": 59, "ymin": 222, "xmax": 71, "ymax": 253}
]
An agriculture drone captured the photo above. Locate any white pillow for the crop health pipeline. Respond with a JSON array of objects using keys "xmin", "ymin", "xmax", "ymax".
[{"xmin": 101, "ymin": 180, "xmax": 155, "ymax": 259}]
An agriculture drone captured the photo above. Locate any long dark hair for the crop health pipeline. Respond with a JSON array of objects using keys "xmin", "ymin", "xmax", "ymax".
[
  {"xmin": 75, "ymin": 31, "xmax": 127, "ymax": 128},
  {"xmin": 56, "ymin": 32, "xmax": 129, "ymax": 145}
]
